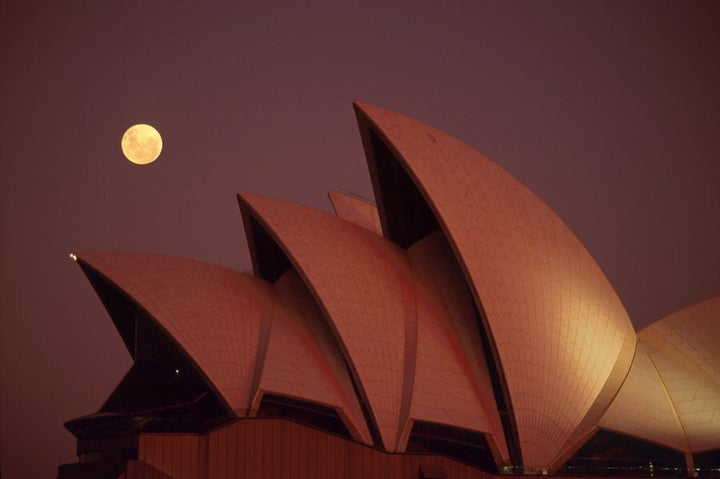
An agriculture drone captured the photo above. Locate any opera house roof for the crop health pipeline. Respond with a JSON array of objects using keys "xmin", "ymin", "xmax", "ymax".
[{"xmin": 65, "ymin": 102, "xmax": 720, "ymax": 477}]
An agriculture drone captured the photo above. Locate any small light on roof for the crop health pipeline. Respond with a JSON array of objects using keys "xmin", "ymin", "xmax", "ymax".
[
  {"xmin": 69, "ymin": 253, "xmax": 77, "ymax": 261},
  {"xmin": 174, "ymin": 369, "xmax": 180, "ymax": 375}
]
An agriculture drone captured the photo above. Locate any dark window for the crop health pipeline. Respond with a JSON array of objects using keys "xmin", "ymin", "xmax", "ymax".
[
  {"xmin": 247, "ymin": 215, "xmax": 292, "ymax": 282},
  {"xmin": 366, "ymin": 129, "xmax": 439, "ymax": 248},
  {"xmin": 85, "ymin": 313, "xmax": 230, "ymax": 434},
  {"xmin": 406, "ymin": 421, "xmax": 498, "ymax": 472},
  {"xmin": 470, "ymin": 300, "xmax": 523, "ymax": 467},
  {"xmin": 80, "ymin": 264, "xmax": 138, "ymax": 358},
  {"xmin": 257, "ymin": 394, "xmax": 352, "ymax": 439}
]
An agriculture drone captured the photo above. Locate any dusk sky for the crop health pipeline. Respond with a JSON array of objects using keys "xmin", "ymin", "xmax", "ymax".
[{"xmin": 2, "ymin": 1, "xmax": 720, "ymax": 477}]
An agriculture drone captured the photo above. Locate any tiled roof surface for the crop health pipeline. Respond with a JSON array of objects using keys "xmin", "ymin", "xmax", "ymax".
[
  {"xmin": 239, "ymin": 193, "xmax": 416, "ymax": 451},
  {"xmin": 600, "ymin": 342, "xmax": 689, "ymax": 452},
  {"xmin": 355, "ymin": 102, "xmax": 636, "ymax": 468},
  {"xmin": 328, "ymin": 190, "xmax": 382, "ymax": 235},
  {"xmin": 77, "ymin": 252, "xmax": 272, "ymax": 415},
  {"xmin": 407, "ymin": 231, "xmax": 508, "ymax": 461},
  {"xmin": 638, "ymin": 297, "xmax": 720, "ymax": 452},
  {"xmin": 260, "ymin": 269, "xmax": 373, "ymax": 444}
]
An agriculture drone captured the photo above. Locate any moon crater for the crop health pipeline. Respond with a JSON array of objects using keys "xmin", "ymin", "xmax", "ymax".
[{"xmin": 121, "ymin": 124, "xmax": 162, "ymax": 165}]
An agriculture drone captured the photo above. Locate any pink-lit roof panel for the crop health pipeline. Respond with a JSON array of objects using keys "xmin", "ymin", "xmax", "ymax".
[
  {"xmin": 77, "ymin": 252, "xmax": 272, "ymax": 416},
  {"xmin": 259, "ymin": 269, "xmax": 373, "ymax": 444},
  {"xmin": 600, "ymin": 342, "xmax": 689, "ymax": 452},
  {"xmin": 239, "ymin": 193, "xmax": 417, "ymax": 451},
  {"xmin": 639, "ymin": 297, "xmax": 720, "ymax": 452},
  {"xmin": 407, "ymin": 231, "xmax": 508, "ymax": 462},
  {"xmin": 355, "ymin": 102, "xmax": 636, "ymax": 468},
  {"xmin": 328, "ymin": 190, "xmax": 382, "ymax": 235}
]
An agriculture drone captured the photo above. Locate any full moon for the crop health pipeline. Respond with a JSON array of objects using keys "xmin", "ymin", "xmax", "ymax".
[{"xmin": 121, "ymin": 124, "xmax": 162, "ymax": 165}]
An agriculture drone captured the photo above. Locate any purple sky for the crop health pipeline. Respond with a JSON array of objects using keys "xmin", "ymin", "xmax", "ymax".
[{"xmin": 2, "ymin": 1, "xmax": 720, "ymax": 477}]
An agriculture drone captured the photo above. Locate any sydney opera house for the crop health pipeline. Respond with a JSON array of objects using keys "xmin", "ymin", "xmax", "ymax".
[{"xmin": 58, "ymin": 103, "xmax": 719, "ymax": 479}]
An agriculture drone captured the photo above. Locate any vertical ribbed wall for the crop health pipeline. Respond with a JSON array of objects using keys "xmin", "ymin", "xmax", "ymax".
[
  {"xmin": 134, "ymin": 434, "xmax": 205, "ymax": 479},
  {"xmin": 134, "ymin": 419, "xmax": 499, "ymax": 479}
]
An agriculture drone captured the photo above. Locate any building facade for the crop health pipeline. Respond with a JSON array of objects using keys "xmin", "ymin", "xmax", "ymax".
[{"xmin": 58, "ymin": 103, "xmax": 720, "ymax": 478}]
